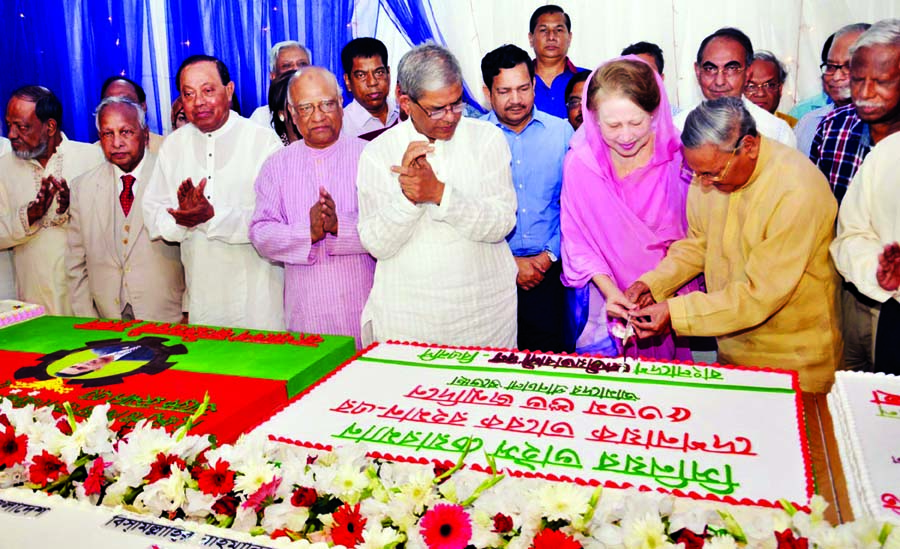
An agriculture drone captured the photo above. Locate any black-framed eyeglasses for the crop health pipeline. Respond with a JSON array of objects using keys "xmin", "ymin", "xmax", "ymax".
[
  {"xmin": 820, "ymin": 62, "xmax": 850, "ymax": 75},
  {"xmin": 351, "ymin": 67, "xmax": 389, "ymax": 82},
  {"xmin": 411, "ymin": 96, "xmax": 465, "ymax": 120},
  {"xmin": 744, "ymin": 81, "xmax": 781, "ymax": 94},
  {"xmin": 700, "ymin": 63, "xmax": 745, "ymax": 78},
  {"xmin": 566, "ymin": 97, "xmax": 582, "ymax": 109},
  {"xmin": 692, "ymin": 137, "xmax": 744, "ymax": 183}
]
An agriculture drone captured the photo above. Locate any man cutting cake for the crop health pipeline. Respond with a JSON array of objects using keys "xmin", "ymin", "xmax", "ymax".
[{"xmin": 625, "ymin": 97, "xmax": 842, "ymax": 393}]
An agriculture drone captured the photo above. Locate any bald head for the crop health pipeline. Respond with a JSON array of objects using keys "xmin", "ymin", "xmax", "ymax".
[{"xmin": 287, "ymin": 67, "xmax": 344, "ymax": 149}]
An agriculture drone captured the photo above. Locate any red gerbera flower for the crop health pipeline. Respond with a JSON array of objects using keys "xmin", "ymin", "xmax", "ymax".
[
  {"xmin": 197, "ymin": 459, "xmax": 235, "ymax": 497},
  {"xmin": 420, "ymin": 503, "xmax": 472, "ymax": 549},
  {"xmin": 83, "ymin": 457, "xmax": 109, "ymax": 496},
  {"xmin": 0, "ymin": 425, "xmax": 27, "ymax": 468},
  {"xmin": 492, "ymin": 512, "xmax": 514, "ymax": 533},
  {"xmin": 290, "ymin": 486, "xmax": 317, "ymax": 507},
  {"xmin": 29, "ymin": 450, "xmax": 68, "ymax": 486},
  {"xmin": 212, "ymin": 494, "xmax": 240, "ymax": 516},
  {"xmin": 530, "ymin": 528, "xmax": 582, "ymax": 549},
  {"xmin": 145, "ymin": 452, "xmax": 187, "ymax": 484},
  {"xmin": 331, "ymin": 502, "xmax": 367, "ymax": 548},
  {"xmin": 0, "ymin": 414, "xmax": 10, "ymax": 429},
  {"xmin": 672, "ymin": 528, "xmax": 706, "ymax": 549},
  {"xmin": 775, "ymin": 529, "xmax": 809, "ymax": 549}
]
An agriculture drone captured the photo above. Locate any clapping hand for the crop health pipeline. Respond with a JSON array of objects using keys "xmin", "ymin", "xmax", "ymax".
[
  {"xmin": 26, "ymin": 176, "xmax": 58, "ymax": 225},
  {"xmin": 310, "ymin": 186, "xmax": 338, "ymax": 243},
  {"xmin": 167, "ymin": 178, "xmax": 214, "ymax": 227}
]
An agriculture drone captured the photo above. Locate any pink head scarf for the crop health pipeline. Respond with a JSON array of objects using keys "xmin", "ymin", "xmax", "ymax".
[{"xmin": 561, "ymin": 55, "xmax": 691, "ymax": 291}]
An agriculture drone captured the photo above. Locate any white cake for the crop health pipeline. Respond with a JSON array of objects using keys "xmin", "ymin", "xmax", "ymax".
[
  {"xmin": 0, "ymin": 300, "xmax": 43, "ymax": 329},
  {"xmin": 0, "ymin": 487, "xmax": 293, "ymax": 549},
  {"xmin": 254, "ymin": 342, "xmax": 814, "ymax": 508},
  {"xmin": 828, "ymin": 370, "xmax": 900, "ymax": 525}
]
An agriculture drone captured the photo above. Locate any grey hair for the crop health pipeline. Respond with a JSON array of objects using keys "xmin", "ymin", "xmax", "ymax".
[
  {"xmin": 833, "ymin": 23, "xmax": 872, "ymax": 44},
  {"xmin": 268, "ymin": 41, "xmax": 311, "ymax": 73},
  {"xmin": 752, "ymin": 50, "xmax": 787, "ymax": 84},
  {"xmin": 850, "ymin": 18, "xmax": 900, "ymax": 56},
  {"xmin": 682, "ymin": 97, "xmax": 757, "ymax": 151},
  {"xmin": 286, "ymin": 66, "xmax": 343, "ymax": 106},
  {"xmin": 93, "ymin": 96, "xmax": 146, "ymax": 131},
  {"xmin": 397, "ymin": 43, "xmax": 463, "ymax": 101}
]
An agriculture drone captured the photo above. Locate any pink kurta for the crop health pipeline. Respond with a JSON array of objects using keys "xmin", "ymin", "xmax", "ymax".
[{"xmin": 249, "ymin": 133, "xmax": 375, "ymax": 347}]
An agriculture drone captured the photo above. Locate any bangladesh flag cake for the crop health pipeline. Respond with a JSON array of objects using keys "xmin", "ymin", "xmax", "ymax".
[{"xmin": 0, "ymin": 316, "xmax": 355, "ymax": 443}]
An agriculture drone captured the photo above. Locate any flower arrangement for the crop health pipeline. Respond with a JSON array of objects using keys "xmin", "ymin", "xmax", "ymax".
[{"xmin": 0, "ymin": 399, "xmax": 897, "ymax": 549}]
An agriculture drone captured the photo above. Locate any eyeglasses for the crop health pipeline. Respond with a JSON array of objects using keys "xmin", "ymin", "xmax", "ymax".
[
  {"xmin": 290, "ymin": 99, "xmax": 339, "ymax": 118},
  {"xmin": 820, "ymin": 62, "xmax": 851, "ymax": 75},
  {"xmin": 351, "ymin": 67, "xmax": 389, "ymax": 82},
  {"xmin": 700, "ymin": 63, "xmax": 745, "ymax": 78},
  {"xmin": 693, "ymin": 138, "xmax": 744, "ymax": 183},
  {"xmin": 411, "ymin": 96, "xmax": 465, "ymax": 120},
  {"xmin": 744, "ymin": 81, "xmax": 780, "ymax": 94},
  {"xmin": 566, "ymin": 97, "xmax": 582, "ymax": 109}
]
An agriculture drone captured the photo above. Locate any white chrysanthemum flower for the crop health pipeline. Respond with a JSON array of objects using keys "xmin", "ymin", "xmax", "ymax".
[
  {"xmin": 317, "ymin": 461, "xmax": 369, "ymax": 503},
  {"xmin": 621, "ymin": 512, "xmax": 674, "ymax": 549},
  {"xmin": 534, "ymin": 481, "xmax": 592, "ymax": 523},
  {"xmin": 359, "ymin": 523, "xmax": 404, "ymax": 549},
  {"xmin": 261, "ymin": 501, "xmax": 310, "ymax": 532},
  {"xmin": 704, "ymin": 534, "xmax": 738, "ymax": 549},
  {"xmin": 810, "ymin": 524, "xmax": 857, "ymax": 549},
  {"xmin": 133, "ymin": 465, "xmax": 190, "ymax": 514},
  {"xmin": 395, "ymin": 468, "xmax": 439, "ymax": 514},
  {"xmin": 233, "ymin": 456, "xmax": 278, "ymax": 494}
]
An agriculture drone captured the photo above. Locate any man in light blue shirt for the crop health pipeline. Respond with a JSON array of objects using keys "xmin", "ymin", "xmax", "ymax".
[{"xmin": 481, "ymin": 44, "xmax": 574, "ymax": 352}]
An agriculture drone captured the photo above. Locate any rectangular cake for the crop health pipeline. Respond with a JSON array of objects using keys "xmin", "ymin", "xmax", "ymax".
[
  {"xmin": 0, "ymin": 316, "xmax": 356, "ymax": 443},
  {"xmin": 0, "ymin": 300, "xmax": 44, "ymax": 329},
  {"xmin": 828, "ymin": 370, "xmax": 900, "ymax": 525},
  {"xmin": 253, "ymin": 341, "xmax": 814, "ymax": 509}
]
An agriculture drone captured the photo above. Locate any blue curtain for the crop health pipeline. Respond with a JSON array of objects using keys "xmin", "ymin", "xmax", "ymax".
[
  {"xmin": 2, "ymin": 0, "xmax": 159, "ymax": 142},
  {"xmin": 378, "ymin": 0, "xmax": 485, "ymax": 114},
  {"xmin": 164, "ymin": 0, "xmax": 354, "ymax": 117},
  {"xmin": 2, "ymin": 0, "xmax": 353, "ymax": 142}
]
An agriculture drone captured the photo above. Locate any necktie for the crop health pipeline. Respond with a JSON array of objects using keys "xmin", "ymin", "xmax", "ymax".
[{"xmin": 120, "ymin": 174, "xmax": 135, "ymax": 216}]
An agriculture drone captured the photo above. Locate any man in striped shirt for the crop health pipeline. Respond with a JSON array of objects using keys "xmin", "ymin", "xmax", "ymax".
[{"xmin": 250, "ymin": 67, "xmax": 374, "ymax": 348}]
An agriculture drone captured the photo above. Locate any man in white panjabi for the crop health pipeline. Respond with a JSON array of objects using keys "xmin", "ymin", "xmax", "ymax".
[
  {"xmin": 0, "ymin": 86, "xmax": 104, "ymax": 313},
  {"xmin": 143, "ymin": 55, "xmax": 284, "ymax": 330},
  {"xmin": 357, "ymin": 44, "xmax": 518, "ymax": 347}
]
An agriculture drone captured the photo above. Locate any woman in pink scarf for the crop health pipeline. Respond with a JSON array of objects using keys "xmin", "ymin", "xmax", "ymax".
[{"xmin": 561, "ymin": 57, "xmax": 694, "ymax": 359}]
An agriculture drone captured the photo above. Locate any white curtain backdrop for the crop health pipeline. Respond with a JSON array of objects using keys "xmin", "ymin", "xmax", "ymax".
[{"xmin": 354, "ymin": 0, "xmax": 900, "ymax": 112}]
